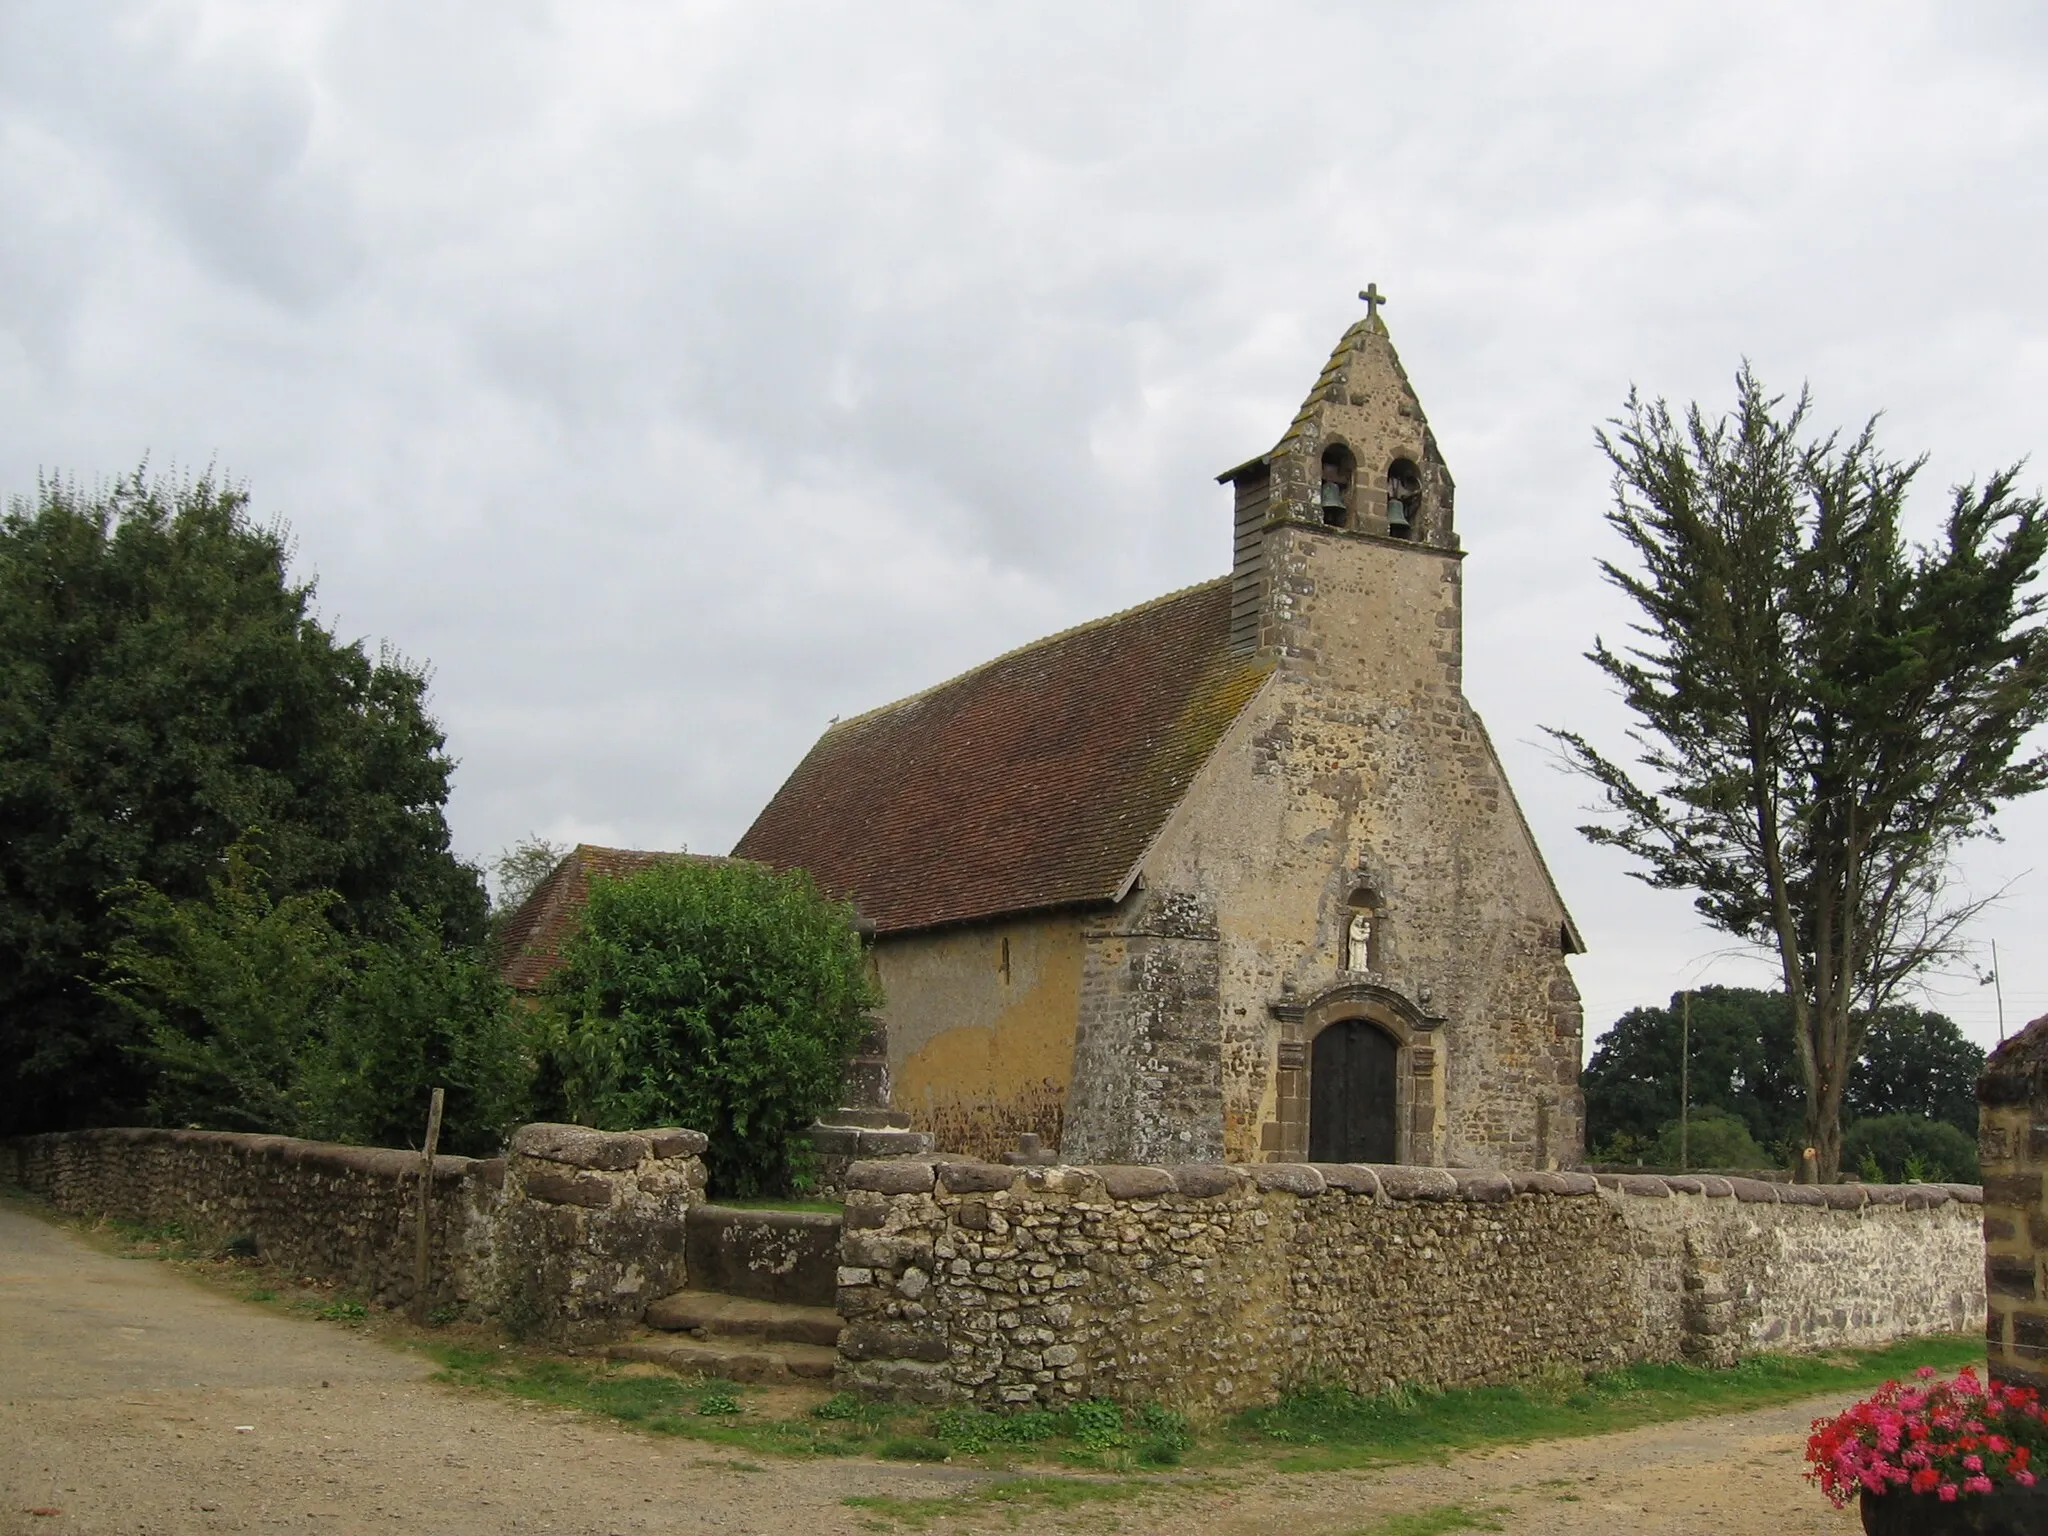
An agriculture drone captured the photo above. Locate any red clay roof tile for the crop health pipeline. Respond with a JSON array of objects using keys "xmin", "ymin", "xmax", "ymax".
[{"xmin": 732, "ymin": 577, "xmax": 1271, "ymax": 934}]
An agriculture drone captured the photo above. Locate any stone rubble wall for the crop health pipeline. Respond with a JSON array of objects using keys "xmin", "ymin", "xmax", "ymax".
[
  {"xmin": 1980, "ymin": 1014, "xmax": 2048, "ymax": 1391},
  {"xmin": 834, "ymin": 1158, "xmax": 1984, "ymax": 1412},
  {"xmin": 2, "ymin": 1122, "xmax": 707, "ymax": 1343}
]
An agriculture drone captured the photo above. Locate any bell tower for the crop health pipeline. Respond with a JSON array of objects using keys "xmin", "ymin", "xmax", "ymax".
[{"xmin": 1217, "ymin": 288, "xmax": 1458, "ymax": 656}]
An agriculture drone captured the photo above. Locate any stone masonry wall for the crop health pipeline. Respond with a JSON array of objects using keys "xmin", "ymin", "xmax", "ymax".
[
  {"xmin": 835, "ymin": 1157, "xmax": 1983, "ymax": 1413},
  {"xmin": 2, "ymin": 1122, "xmax": 707, "ymax": 1343},
  {"xmin": 1980, "ymin": 1013, "xmax": 2048, "ymax": 1390}
]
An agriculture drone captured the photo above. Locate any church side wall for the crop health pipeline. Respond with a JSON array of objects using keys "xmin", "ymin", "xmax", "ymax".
[
  {"xmin": 835, "ymin": 1159, "xmax": 1984, "ymax": 1412},
  {"xmin": 1125, "ymin": 525, "xmax": 1581, "ymax": 1168},
  {"xmin": 872, "ymin": 916, "xmax": 1086, "ymax": 1163}
]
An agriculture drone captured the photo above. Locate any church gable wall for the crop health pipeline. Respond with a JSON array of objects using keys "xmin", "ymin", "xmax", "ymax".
[
  {"xmin": 1128, "ymin": 522, "xmax": 1582, "ymax": 1169},
  {"xmin": 872, "ymin": 915, "xmax": 1086, "ymax": 1163}
]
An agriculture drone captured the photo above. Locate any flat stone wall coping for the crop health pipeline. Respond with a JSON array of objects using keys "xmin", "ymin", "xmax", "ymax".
[
  {"xmin": 1941, "ymin": 1183, "xmax": 1984, "ymax": 1206},
  {"xmin": 1821, "ymin": 1185, "xmax": 1867, "ymax": 1211},
  {"xmin": 847, "ymin": 1159, "xmax": 936, "ymax": 1194},
  {"xmin": 1453, "ymin": 1171, "xmax": 1514, "ymax": 1202},
  {"xmin": 1727, "ymin": 1177, "xmax": 1781, "ymax": 1203},
  {"xmin": 508, "ymin": 1123, "xmax": 650, "ymax": 1171},
  {"xmin": 1248, "ymin": 1164, "xmax": 1327, "ymax": 1196},
  {"xmin": 1308, "ymin": 1163, "xmax": 1383, "ymax": 1196},
  {"xmin": 1087, "ymin": 1165, "xmax": 1176, "ymax": 1199},
  {"xmin": 1372, "ymin": 1165, "xmax": 1458, "ymax": 1200},
  {"xmin": 1170, "ymin": 1164, "xmax": 1244, "ymax": 1199},
  {"xmin": 644, "ymin": 1128, "xmax": 709, "ymax": 1159},
  {"xmin": 936, "ymin": 1160, "xmax": 1018, "ymax": 1195}
]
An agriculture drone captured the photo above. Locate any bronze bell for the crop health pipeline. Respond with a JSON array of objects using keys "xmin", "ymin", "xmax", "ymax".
[
  {"xmin": 1386, "ymin": 497, "xmax": 1411, "ymax": 530},
  {"xmin": 1319, "ymin": 480, "xmax": 1347, "ymax": 515}
]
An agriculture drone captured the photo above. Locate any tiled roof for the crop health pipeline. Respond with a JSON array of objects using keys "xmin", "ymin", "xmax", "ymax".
[
  {"xmin": 733, "ymin": 578, "xmax": 1273, "ymax": 935},
  {"xmin": 494, "ymin": 844, "xmax": 731, "ymax": 991}
]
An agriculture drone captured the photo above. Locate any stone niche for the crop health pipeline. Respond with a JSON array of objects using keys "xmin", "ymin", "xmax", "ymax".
[{"xmin": 1980, "ymin": 1014, "xmax": 2048, "ymax": 1390}]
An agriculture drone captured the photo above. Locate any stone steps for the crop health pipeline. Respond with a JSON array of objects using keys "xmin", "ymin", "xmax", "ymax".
[
  {"xmin": 643, "ymin": 1289, "xmax": 842, "ymax": 1347},
  {"xmin": 609, "ymin": 1333, "xmax": 839, "ymax": 1383}
]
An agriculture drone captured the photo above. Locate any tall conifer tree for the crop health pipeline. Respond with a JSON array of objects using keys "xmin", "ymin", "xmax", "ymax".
[{"xmin": 1552, "ymin": 371, "xmax": 2048, "ymax": 1178}]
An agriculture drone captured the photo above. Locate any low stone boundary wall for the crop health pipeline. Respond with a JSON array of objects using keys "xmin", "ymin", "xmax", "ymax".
[
  {"xmin": 834, "ymin": 1159, "xmax": 1984, "ymax": 1411},
  {"xmin": 2, "ymin": 1122, "xmax": 706, "ymax": 1342}
]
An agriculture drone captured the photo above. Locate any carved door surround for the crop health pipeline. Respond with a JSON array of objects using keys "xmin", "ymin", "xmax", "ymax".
[{"xmin": 1266, "ymin": 981, "xmax": 1445, "ymax": 1165}]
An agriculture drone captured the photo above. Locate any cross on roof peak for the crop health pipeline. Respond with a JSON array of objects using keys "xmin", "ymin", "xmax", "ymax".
[{"xmin": 1358, "ymin": 282, "xmax": 1387, "ymax": 323}]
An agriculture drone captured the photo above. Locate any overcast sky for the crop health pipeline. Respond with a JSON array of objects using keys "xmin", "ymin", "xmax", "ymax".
[{"xmin": 5, "ymin": 2, "xmax": 2046, "ymax": 1055}]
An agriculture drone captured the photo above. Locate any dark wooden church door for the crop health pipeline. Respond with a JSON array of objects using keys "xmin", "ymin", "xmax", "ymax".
[{"xmin": 1308, "ymin": 1019, "xmax": 1399, "ymax": 1163}]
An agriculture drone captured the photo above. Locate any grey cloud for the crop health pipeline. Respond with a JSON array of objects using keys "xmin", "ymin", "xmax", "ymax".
[{"xmin": 3, "ymin": 1, "xmax": 2047, "ymax": 1048}]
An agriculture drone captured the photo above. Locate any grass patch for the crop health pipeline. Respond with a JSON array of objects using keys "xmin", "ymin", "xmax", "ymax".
[
  {"xmin": 844, "ymin": 1474, "xmax": 1154, "ymax": 1527},
  {"xmin": 1234, "ymin": 1332, "xmax": 1984, "ymax": 1472},
  {"xmin": 423, "ymin": 1344, "xmax": 904, "ymax": 1456},
  {"xmin": 704, "ymin": 1196, "xmax": 843, "ymax": 1213},
  {"xmin": 1349, "ymin": 1507, "xmax": 1506, "ymax": 1536}
]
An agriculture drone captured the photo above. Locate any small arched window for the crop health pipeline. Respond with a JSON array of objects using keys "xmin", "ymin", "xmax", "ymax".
[
  {"xmin": 1318, "ymin": 444, "xmax": 1356, "ymax": 528},
  {"xmin": 1344, "ymin": 887, "xmax": 1381, "ymax": 972},
  {"xmin": 1385, "ymin": 458, "xmax": 1421, "ymax": 539}
]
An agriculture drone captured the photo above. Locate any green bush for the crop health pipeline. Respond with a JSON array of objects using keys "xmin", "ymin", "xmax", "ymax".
[
  {"xmin": 100, "ymin": 839, "xmax": 531, "ymax": 1155},
  {"xmin": 543, "ymin": 858, "xmax": 879, "ymax": 1197},
  {"xmin": 1646, "ymin": 1106, "xmax": 1767, "ymax": 1170},
  {"xmin": 1841, "ymin": 1115, "xmax": 1979, "ymax": 1184}
]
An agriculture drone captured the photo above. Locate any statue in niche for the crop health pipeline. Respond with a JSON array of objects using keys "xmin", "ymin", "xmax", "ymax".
[{"xmin": 1345, "ymin": 908, "xmax": 1375, "ymax": 972}]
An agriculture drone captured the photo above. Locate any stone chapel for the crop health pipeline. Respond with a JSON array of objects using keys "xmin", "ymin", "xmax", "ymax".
[{"xmin": 734, "ymin": 306, "xmax": 1587, "ymax": 1170}]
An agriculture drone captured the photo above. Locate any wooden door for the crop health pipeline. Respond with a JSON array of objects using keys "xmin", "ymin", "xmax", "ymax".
[{"xmin": 1308, "ymin": 1019, "xmax": 1399, "ymax": 1163}]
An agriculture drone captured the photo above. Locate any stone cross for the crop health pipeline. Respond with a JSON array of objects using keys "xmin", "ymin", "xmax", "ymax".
[{"xmin": 1358, "ymin": 282, "xmax": 1387, "ymax": 321}]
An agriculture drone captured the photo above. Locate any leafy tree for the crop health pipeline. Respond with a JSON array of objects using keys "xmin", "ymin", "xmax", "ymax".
[
  {"xmin": 1845, "ymin": 1006, "xmax": 1984, "ymax": 1138},
  {"xmin": 1583, "ymin": 987, "xmax": 1804, "ymax": 1157},
  {"xmin": 490, "ymin": 835, "xmax": 570, "ymax": 920},
  {"xmin": 544, "ymin": 859, "xmax": 880, "ymax": 1196},
  {"xmin": 1551, "ymin": 372, "xmax": 2048, "ymax": 1178},
  {"xmin": 1646, "ymin": 1106, "xmax": 1767, "ymax": 1170},
  {"xmin": 99, "ymin": 840, "xmax": 529, "ymax": 1156},
  {"xmin": 0, "ymin": 471, "xmax": 487, "ymax": 1134},
  {"xmin": 1843, "ymin": 1114, "xmax": 1979, "ymax": 1184},
  {"xmin": 1584, "ymin": 988, "xmax": 1985, "ymax": 1165}
]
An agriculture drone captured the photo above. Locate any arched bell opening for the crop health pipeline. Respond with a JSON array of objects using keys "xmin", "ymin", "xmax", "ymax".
[
  {"xmin": 1385, "ymin": 457, "xmax": 1421, "ymax": 539},
  {"xmin": 1318, "ymin": 443, "xmax": 1356, "ymax": 528}
]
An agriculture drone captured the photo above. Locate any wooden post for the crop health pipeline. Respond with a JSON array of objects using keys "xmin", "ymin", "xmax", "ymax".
[
  {"xmin": 1679, "ymin": 990, "xmax": 1691, "ymax": 1171},
  {"xmin": 410, "ymin": 1087, "xmax": 445, "ymax": 1324}
]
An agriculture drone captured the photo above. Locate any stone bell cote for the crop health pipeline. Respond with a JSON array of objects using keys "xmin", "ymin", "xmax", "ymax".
[{"xmin": 1217, "ymin": 302, "xmax": 1459, "ymax": 655}]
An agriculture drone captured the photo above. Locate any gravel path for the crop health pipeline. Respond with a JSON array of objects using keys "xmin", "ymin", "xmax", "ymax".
[{"xmin": 1, "ymin": 1198, "xmax": 1861, "ymax": 1534}]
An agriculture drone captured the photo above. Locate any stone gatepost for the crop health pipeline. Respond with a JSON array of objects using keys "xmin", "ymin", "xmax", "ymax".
[
  {"xmin": 1979, "ymin": 1015, "xmax": 2048, "ymax": 1390},
  {"xmin": 496, "ymin": 1122, "xmax": 706, "ymax": 1343}
]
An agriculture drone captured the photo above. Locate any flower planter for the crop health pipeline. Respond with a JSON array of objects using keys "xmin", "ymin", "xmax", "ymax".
[{"xmin": 1859, "ymin": 1480, "xmax": 2048, "ymax": 1535}]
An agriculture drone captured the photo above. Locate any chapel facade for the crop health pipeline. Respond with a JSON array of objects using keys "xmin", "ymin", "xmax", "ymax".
[{"xmin": 736, "ymin": 308, "xmax": 1585, "ymax": 1169}]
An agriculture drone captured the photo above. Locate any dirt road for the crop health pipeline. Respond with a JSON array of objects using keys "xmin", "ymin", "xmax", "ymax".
[{"xmin": 1, "ymin": 1198, "xmax": 1858, "ymax": 1534}]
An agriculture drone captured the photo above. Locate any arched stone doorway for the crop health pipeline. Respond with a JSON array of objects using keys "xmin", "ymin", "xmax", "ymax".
[
  {"xmin": 1267, "ymin": 981, "xmax": 1445, "ymax": 1164},
  {"xmin": 1308, "ymin": 1018, "xmax": 1399, "ymax": 1162}
]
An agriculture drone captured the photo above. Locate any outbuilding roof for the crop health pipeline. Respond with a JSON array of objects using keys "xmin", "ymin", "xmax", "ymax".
[
  {"xmin": 494, "ymin": 844, "xmax": 730, "ymax": 991},
  {"xmin": 732, "ymin": 577, "xmax": 1273, "ymax": 935}
]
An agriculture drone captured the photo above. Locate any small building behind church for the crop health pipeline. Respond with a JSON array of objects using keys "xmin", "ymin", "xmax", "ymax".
[{"xmin": 735, "ymin": 310, "xmax": 1585, "ymax": 1169}]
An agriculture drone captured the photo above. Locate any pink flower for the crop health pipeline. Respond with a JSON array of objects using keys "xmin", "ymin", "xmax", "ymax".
[
  {"xmin": 1965, "ymin": 1455, "xmax": 1984, "ymax": 1472},
  {"xmin": 1938, "ymin": 1483, "xmax": 1959, "ymax": 1502},
  {"xmin": 2018, "ymin": 1470, "xmax": 2038, "ymax": 1488}
]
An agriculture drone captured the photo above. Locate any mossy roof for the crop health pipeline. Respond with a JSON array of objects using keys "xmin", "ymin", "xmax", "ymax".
[{"xmin": 733, "ymin": 578, "xmax": 1273, "ymax": 935}]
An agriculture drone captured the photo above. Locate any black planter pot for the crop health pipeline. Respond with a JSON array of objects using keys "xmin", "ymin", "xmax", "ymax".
[{"xmin": 1859, "ymin": 1481, "xmax": 2048, "ymax": 1535}]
